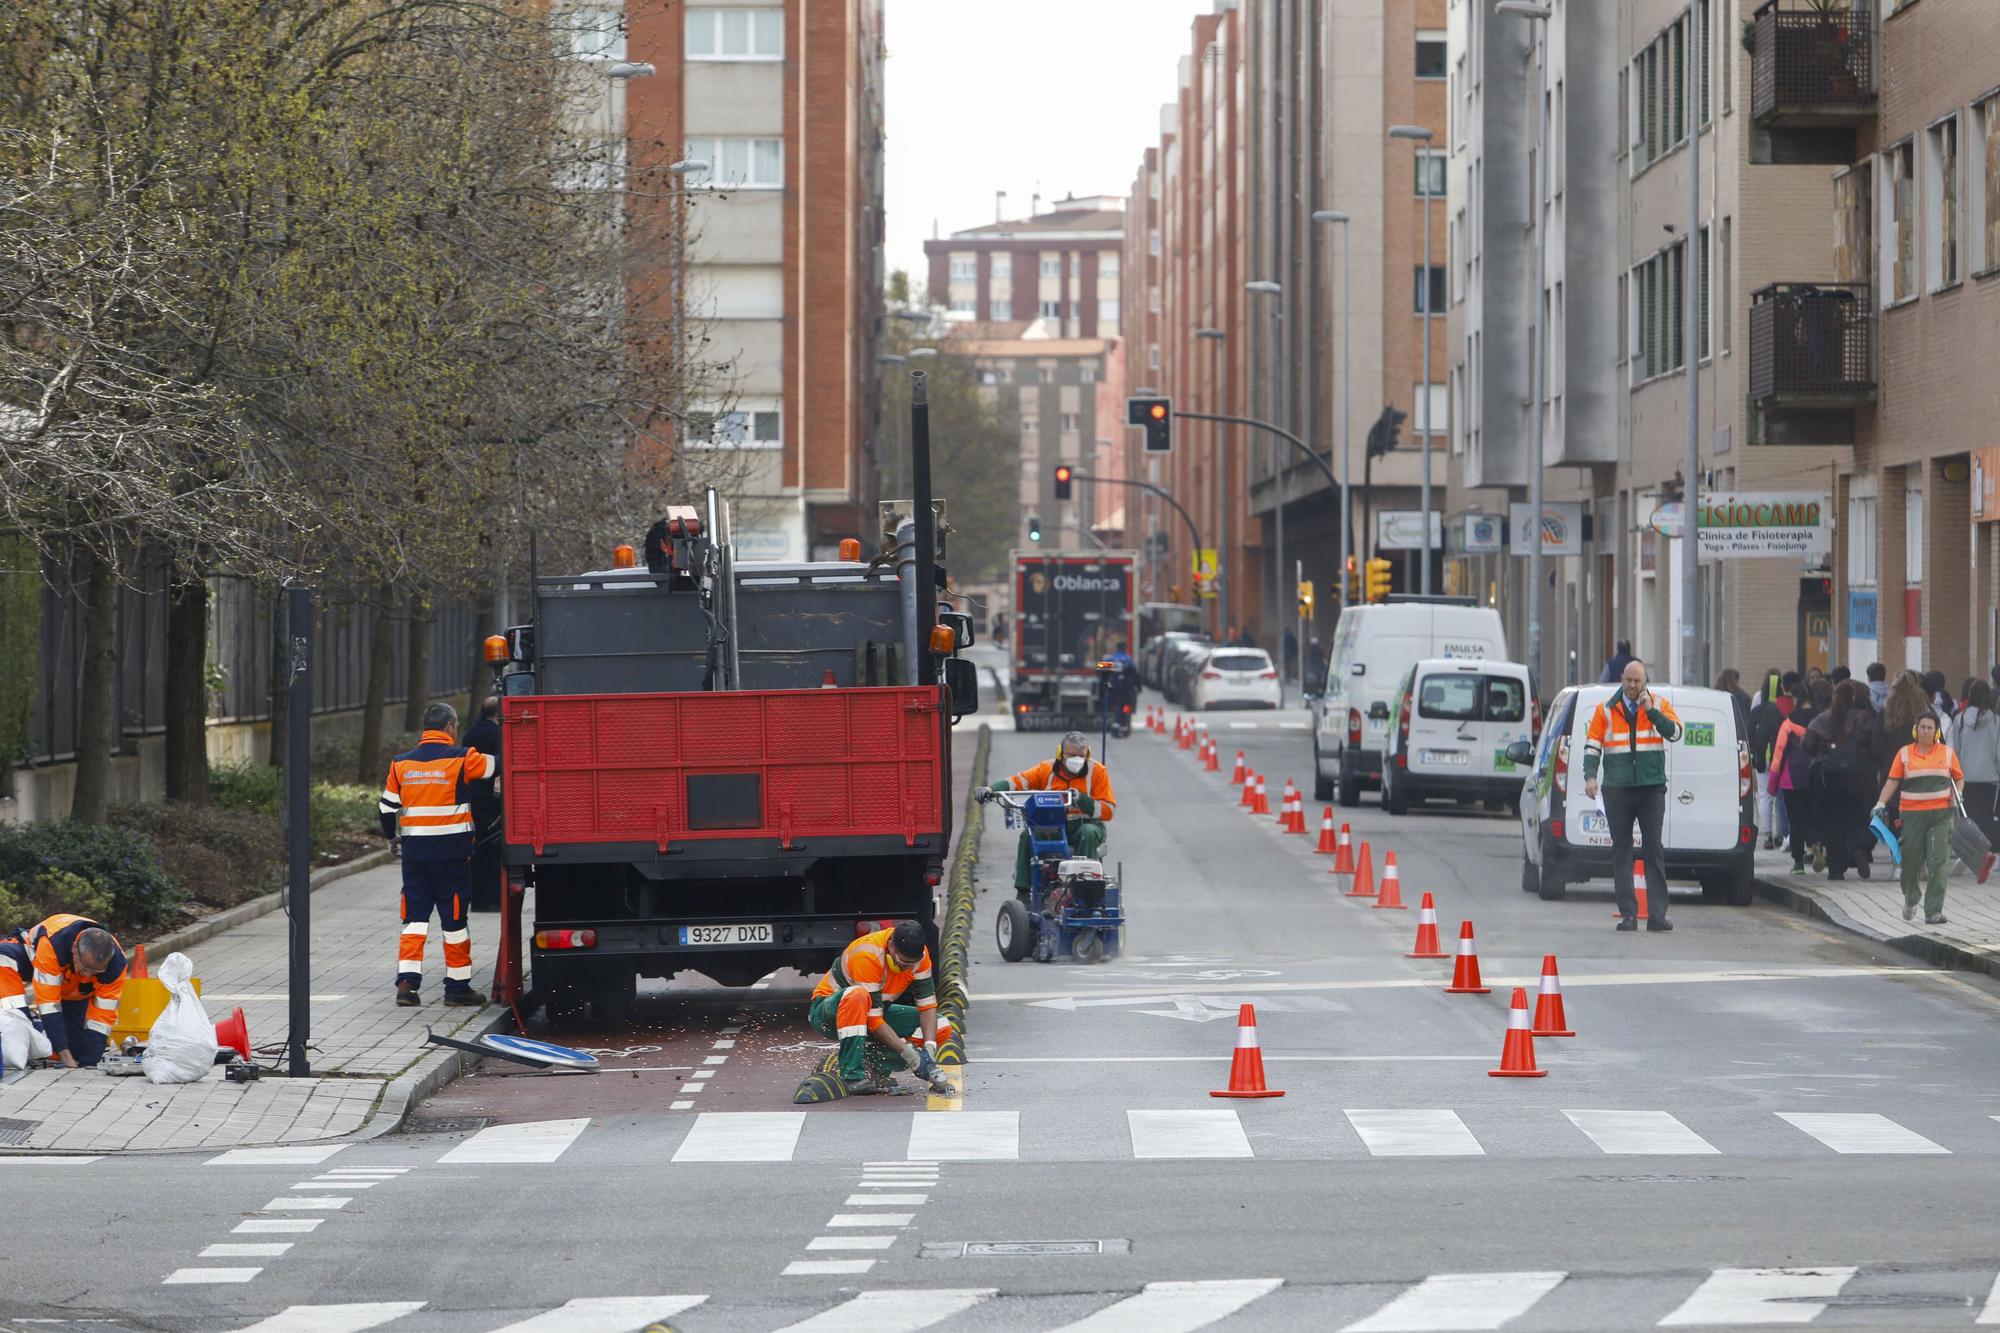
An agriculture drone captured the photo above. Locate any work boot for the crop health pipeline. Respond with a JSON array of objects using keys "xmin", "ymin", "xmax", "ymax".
[
  {"xmin": 1927, "ymin": 913, "xmax": 1949, "ymax": 925},
  {"xmin": 395, "ymin": 982, "xmax": 419, "ymax": 1007},
  {"xmin": 1646, "ymin": 918, "xmax": 1673, "ymax": 932},
  {"xmin": 1904, "ymin": 901, "xmax": 1918, "ymax": 922},
  {"xmin": 1615, "ymin": 917, "xmax": 1638, "ymax": 932},
  {"xmin": 442, "ymin": 990, "xmax": 485, "ymax": 1008}
]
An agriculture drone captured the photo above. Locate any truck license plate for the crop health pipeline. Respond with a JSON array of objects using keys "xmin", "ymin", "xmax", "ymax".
[
  {"xmin": 1419, "ymin": 750, "xmax": 1469, "ymax": 765},
  {"xmin": 679, "ymin": 924, "xmax": 773, "ymax": 946}
]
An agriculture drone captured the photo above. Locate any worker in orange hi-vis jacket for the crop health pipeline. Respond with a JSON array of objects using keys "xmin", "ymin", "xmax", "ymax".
[
  {"xmin": 0, "ymin": 914, "xmax": 128, "ymax": 1067},
  {"xmin": 808, "ymin": 922, "xmax": 954, "ymax": 1096},
  {"xmin": 380, "ymin": 702, "xmax": 495, "ymax": 1009}
]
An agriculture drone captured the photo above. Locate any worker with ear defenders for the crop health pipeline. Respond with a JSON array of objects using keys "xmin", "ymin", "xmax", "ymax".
[{"xmin": 975, "ymin": 730, "xmax": 1117, "ymax": 898}]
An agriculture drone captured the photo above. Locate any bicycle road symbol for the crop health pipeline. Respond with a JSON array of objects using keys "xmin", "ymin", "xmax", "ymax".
[{"xmin": 574, "ymin": 1044, "xmax": 664, "ymax": 1059}]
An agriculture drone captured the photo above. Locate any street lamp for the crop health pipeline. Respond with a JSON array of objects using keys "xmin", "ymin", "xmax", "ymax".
[
  {"xmin": 1311, "ymin": 211, "xmax": 1353, "ymax": 618},
  {"xmin": 1389, "ymin": 125, "xmax": 1436, "ymax": 596},
  {"xmin": 907, "ymin": 347, "xmax": 939, "ymax": 360},
  {"xmin": 1497, "ymin": 2, "xmax": 1552, "ymax": 690},
  {"xmin": 1194, "ymin": 327, "xmax": 1229, "ymax": 637},
  {"xmin": 1245, "ymin": 281, "xmax": 1284, "ymax": 692}
]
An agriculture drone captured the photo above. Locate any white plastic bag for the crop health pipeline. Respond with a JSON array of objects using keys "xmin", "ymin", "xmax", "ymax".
[
  {"xmin": 142, "ymin": 952, "xmax": 217, "ymax": 1085},
  {"xmin": 0, "ymin": 1007, "xmax": 51, "ymax": 1072}
]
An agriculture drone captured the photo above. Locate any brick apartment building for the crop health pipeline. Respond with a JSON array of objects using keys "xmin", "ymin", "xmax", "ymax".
[
  {"xmin": 924, "ymin": 196, "xmax": 1125, "ymax": 339},
  {"xmin": 626, "ymin": 0, "xmax": 886, "ymax": 562}
]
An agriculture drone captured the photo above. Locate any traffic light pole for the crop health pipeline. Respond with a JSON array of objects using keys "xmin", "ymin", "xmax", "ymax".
[{"xmin": 1066, "ymin": 472, "xmax": 1203, "ymax": 601}]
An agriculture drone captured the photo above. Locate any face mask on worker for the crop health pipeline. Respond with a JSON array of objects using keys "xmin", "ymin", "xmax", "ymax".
[{"xmin": 1063, "ymin": 755, "xmax": 1087, "ymax": 775}]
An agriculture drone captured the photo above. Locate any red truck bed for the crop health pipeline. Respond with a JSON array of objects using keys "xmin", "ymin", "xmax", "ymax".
[{"xmin": 502, "ymin": 687, "xmax": 946, "ymax": 854}]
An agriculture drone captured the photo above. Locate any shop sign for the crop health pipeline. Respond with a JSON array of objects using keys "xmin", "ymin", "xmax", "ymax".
[
  {"xmin": 1692, "ymin": 493, "xmax": 1829, "ymax": 561},
  {"xmin": 1508, "ymin": 502, "xmax": 1584, "ymax": 556}
]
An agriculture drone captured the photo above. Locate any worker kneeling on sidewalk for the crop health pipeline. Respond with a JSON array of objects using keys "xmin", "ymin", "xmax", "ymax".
[
  {"xmin": 0, "ymin": 914, "xmax": 128, "ymax": 1068},
  {"xmin": 808, "ymin": 922, "xmax": 954, "ymax": 1096},
  {"xmin": 978, "ymin": 730, "xmax": 1117, "ymax": 898}
]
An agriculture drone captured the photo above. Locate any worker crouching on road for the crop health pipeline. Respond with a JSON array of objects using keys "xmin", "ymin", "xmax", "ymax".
[
  {"xmin": 0, "ymin": 914, "xmax": 128, "ymax": 1067},
  {"xmin": 380, "ymin": 703, "xmax": 495, "ymax": 1008},
  {"xmin": 978, "ymin": 730, "xmax": 1117, "ymax": 898},
  {"xmin": 808, "ymin": 921, "xmax": 954, "ymax": 1096}
]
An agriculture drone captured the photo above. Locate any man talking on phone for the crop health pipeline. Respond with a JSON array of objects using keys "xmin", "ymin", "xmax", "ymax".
[{"xmin": 1583, "ymin": 660, "xmax": 1684, "ymax": 932}]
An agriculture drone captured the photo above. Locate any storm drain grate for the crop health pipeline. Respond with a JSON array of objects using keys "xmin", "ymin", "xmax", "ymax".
[
  {"xmin": 922, "ymin": 1239, "xmax": 1130, "ymax": 1259},
  {"xmin": 403, "ymin": 1116, "xmax": 488, "ymax": 1135},
  {"xmin": 0, "ymin": 1117, "xmax": 36, "ymax": 1146}
]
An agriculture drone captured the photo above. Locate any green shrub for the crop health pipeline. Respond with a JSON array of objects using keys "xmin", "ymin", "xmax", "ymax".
[
  {"xmin": 37, "ymin": 868, "xmax": 112, "ymax": 920},
  {"xmin": 109, "ymin": 803, "xmax": 282, "ymax": 910},
  {"xmin": 0, "ymin": 880, "xmax": 42, "ymax": 934},
  {"xmin": 0, "ymin": 820, "xmax": 184, "ymax": 932},
  {"xmin": 209, "ymin": 763, "xmax": 381, "ymax": 857}
]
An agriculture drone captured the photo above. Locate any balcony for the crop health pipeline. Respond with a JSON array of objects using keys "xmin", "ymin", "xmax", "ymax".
[
  {"xmin": 1750, "ymin": 1, "xmax": 1877, "ymax": 130},
  {"xmin": 1748, "ymin": 283, "xmax": 1875, "ymax": 443}
]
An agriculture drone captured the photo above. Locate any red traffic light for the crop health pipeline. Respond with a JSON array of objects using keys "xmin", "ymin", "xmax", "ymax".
[
  {"xmin": 1148, "ymin": 404, "xmax": 1167, "ymax": 421},
  {"xmin": 1055, "ymin": 465, "xmax": 1072, "ymax": 482}
]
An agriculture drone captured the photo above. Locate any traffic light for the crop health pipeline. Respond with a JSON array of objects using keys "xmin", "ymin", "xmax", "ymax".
[
  {"xmin": 1127, "ymin": 396, "xmax": 1172, "ymax": 453},
  {"xmin": 1365, "ymin": 406, "xmax": 1407, "ymax": 460},
  {"xmin": 1342, "ymin": 555, "xmax": 1360, "ymax": 604},
  {"xmin": 1027, "ymin": 513, "xmax": 1043, "ymax": 543},
  {"xmin": 1053, "ymin": 464, "xmax": 1073, "ymax": 500},
  {"xmin": 1297, "ymin": 579, "xmax": 1315, "ymax": 619},
  {"xmin": 1365, "ymin": 557, "xmax": 1393, "ymax": 603}
]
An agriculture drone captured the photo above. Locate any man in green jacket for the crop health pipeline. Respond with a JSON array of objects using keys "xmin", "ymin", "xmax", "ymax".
[{"xmin": 1583, "ymin": 660, "xmax": 1684, "ymax": 932}]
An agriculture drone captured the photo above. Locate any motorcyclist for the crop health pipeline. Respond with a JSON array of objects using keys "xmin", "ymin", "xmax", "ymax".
[
  {"xmin": 1103, "ymin": 642, "xmax": 1140, "ymax": 732},
  {"xmin": 976, "ymin": 731, "xmax": 1116, "ymax": 900}
]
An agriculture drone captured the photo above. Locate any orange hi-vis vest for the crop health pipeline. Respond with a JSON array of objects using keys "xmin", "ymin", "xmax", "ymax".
[
  {"xmin": 21, "ymin": 914, "xmax": 127, "ymax": 1054},
  {"xmin": 1890, "ymin": 741, "xmax": 1962, "ymax": 812},
  {"xmin": 381, "ymin": 729, "xmax": 497, "ymax": 860},
  {"xmin": 812, "ymin": 928, "xmax": 937, "ymax": 1036},
  {"xmin": 1001, "ymin": 756, "xmax": 1118, "ymax": 820}
]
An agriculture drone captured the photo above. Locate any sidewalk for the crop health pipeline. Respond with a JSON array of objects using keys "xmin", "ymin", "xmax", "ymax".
[
  {"xmin": 1753, "ymin": 843, "xmax": 2000, "ymax": 979},
  {"xmin": 0, "ymin": 859, "xmax": 501, "ymax": 1155}
]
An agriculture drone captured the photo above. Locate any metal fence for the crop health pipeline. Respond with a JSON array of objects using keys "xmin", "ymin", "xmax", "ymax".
[
  {"xmin": 1747, "ymin": 283, "xmax": 1876, "ymax": 404},
  {"xmin": 1751, "ymin": 1, "xmax": 1877, "ymax": 124},
  {"xmin": 22, "ymin": 555, "xmax": 477, "ymax": 768}
]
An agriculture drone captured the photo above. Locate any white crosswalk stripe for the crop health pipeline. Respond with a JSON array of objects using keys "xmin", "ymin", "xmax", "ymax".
[
  {"xmin": 482, "ymin": 1295, "xmax": 708, "ymax": 1332},
  {"xmin": 208, "ymin": 1145, "xmax": 351, "ymax": 1166},
  {"xmin": 1127, "ymin": 1109, "xmax": 1253, "ymax": 1159},
  {"xmin": 1563, "ymin": 1109, "xmax": 1719, "ymax": 1155},
  {"xmin": 1344, "ymin": 1271, "xmax": 1567, "ymax": 1331},
  {"xmin": 438, "ymin": 1118, "xmax": 591, "ymax": 1164},
  {"xmin": 672, "ymin": 1111, "xmax": 805, "ymax": 1162},
  {"xmin": 1978, "ymin": 1268, "xmax": 2000, "ymax": 1324},
  {"xmin": 1049, "ymin": 1279, "xmax": 1283, "ymax": 1332},
  {"xmin": 907, "ymin": 1110, "xmax": 1018, "ymax": 1160},
  {"xmin": 230, "ymin": 1303, "xmax": 424, "ymax": 1333},
  {"xmin": 1346, "ymin": 1109, "xmax": 1485, "ymax": 1156},
  {"xmin": 1777, "ymin": 1112, "xmax": 1948, "ymax": 1153},
  {"xmin": 770, "ymin": 1288, "xmax": 996, "ymax": 1332},
  {"xmin": 1658, "ymin": 1266, "xmax": 1858, "ymax": 1325}
]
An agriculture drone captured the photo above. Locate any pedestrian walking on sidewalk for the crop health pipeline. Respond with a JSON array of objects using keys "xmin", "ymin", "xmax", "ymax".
[
  {"xmin": 1749, "ymin": 669, "xmax": 1794, "ymax": 850},
  {"xmin": 1876, "ymin": 712, "xmax": 1964, "ymax": 925},
  {"xmin": 1949, "ymin": 681, "xmax": 2000, "ymax": 850},
  {"xmin": 1804, "ymin": 680, "xmax": 1879, "ymax": 881},
  {"xmin": 379, "ymin": 703, "xmax": 496, "ymax": 1007},
  {"xmin": 1584, "ymin": 659, "xmax": 1684, "ymax": 932},
  {"xmin": 1867, "ymin": 662, "xmax": 1890, "ymax": 713}
]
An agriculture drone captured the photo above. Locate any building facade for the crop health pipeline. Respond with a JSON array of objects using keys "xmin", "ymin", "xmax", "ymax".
[
  {"xmin": 627, "ymin": 0, "xmax": 886, "ymax": 563},
  {"xmin": 924, "ymin": 197, "xmax": 1126, "ymax": 339}
]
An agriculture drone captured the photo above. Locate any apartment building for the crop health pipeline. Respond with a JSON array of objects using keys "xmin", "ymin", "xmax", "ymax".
[
  {"xmin": 924, "ymin": 197, "xmax": 1125, "ymax": 339},
  {"xmin": 627, "ymin": 0, "xmax": 886, "ymax": 562}
]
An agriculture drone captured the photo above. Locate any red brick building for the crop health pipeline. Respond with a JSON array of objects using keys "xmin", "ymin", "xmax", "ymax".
[{"xmin": 924, "ymin": 196, "xmax": 1125, "ymax": 340}]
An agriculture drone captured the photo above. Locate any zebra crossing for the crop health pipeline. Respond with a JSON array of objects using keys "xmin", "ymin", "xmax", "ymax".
[
  {"xmin": 155, "ymin": 1268, "xmax": 2000, "ymax": 1330},
  {"xmin": 397, "ymin": 1106, "xmax": 2000, "ymax": 1165}
]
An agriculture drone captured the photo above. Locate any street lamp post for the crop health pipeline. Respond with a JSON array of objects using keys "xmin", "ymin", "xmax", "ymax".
[
  {"xmin": 1496, "ymin": 1, "xmax": 1552, "ymax": 691},
  {"xmin": 664, "ymin": 158, "xmax": 706, "ymax": 477},
  {"xmin": 1246, "ymin": 279, "xmax": 1283, "ymax": 694},
  {"xmin": 1195, "ymin": 327, "xmax": 1229, "ymax": 638},
  {"xmin": 1311, "ymin": 211, "xmax": 1351, "ymax": 621},
  {"xmin": 1389, "ymin": 125, "xmax": 1436, "ymax": 595}
]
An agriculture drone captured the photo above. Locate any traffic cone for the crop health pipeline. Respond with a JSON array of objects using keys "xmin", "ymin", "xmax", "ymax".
[
  {"xmin": 129, "ymin": 944, "xmax": 148, "ymax": 980},
  {"xmin": 1315, "ymin": 807, "xmax": 1339, "ymax": 853},
  {"xmin": 1230, "ymin": 749, "xmax": 1247, "ymax": 784},
  {"xmin": 1203, "ymin": 737, "xmax": 1220, "ymax": 772},
  {"xmin": 1406, "ymin": 892, "xmax": 1448, "ymax": 958},
  {"xmin": 1239, "ymin": 769, "xmax": 1257, "ymax": 808},
  {"xmin": 1532, "ymin": 954, "xmax": 1574, "ymax": 1037},
  {"xmin": 1374, "ymin": 851, "xmax": 1407, "ymax": 909},
  {"xmin": 1288, "ymin": 788, "xmax": 1308, "ymax": 834},
  {"xmin": 1347, "ymin": 841, "xmax": 1377, "ymax": 897},
  {"xmin": 1179, "ymin": 717, "xmax": 1194, "ymax": 750},
  {"xmin": 1445, "ymin": 921, "xmax": 1490, "ymax": 993},
  {"xmin": 1333, "ymin": 824, "xmax": 1356, "ymax": 875},
  {"xmin": 214, "ymin": 1007, "xmax": 252, "ymax": 1062},
  {"xmin": 1274, "ymin": 779, "xmax": 1295, "ymax": 827},
  {"xmin": 1489, "ymin": 987, "xmax": 1548, "ymax": 1078},
  {"xmin": 1252, "ymin": 774, "xmax": 1270, "ymax": 816},
  {"xmin": 1210, "ymin": 1003, "xmax": 1284, "ymax": 1099},
  {"xmin": 1615, "ymin": 861, "xmax": 1652, "ymax": 921}
]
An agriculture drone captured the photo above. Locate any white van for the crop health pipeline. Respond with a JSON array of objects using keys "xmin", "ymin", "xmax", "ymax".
[
  {"xmin": 1380, "ymin": 659, "xmax": 1535, "ymax": 815},
  {"xmin": 1512, "ymin": 684, "xmax": 1757, "ymax": 905},
  {"xmin": 1312, "ymin": 600, "xmax": 1509, "ymax": 806}
]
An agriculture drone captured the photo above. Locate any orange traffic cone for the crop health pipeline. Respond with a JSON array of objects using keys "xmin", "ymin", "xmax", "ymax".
[
  {"xmin": 1274, "ymin": 779, "xmax": 1295, "ymax": 827},
  {"xmin": 1532, "ymin": 955, "xmax": 1574, "ymax": 1037},
  {"xmin": 1179, "ymin": 717, "xmax": 1194, "ymax": 751},
  {"xmin": 1210, "ymin": 1003, "xmax": 1285, "ymax": 1099},
  {"xmin": 1239, "ymin": 769, "xmax": 1257, "ymax": 808},
  {"xmin": 1445, "ymin": 921, "xmax": 1490, "ymax": 993},
  {"xmin": 1615, "ymin": 861, "xmax": 1652, "ymax": 921},
  {"xmin": 1252, "ymin": 774, "xmax": 1270, "ymax": 816},
  {"xmin": 1204, "ymin": 736, "xmax": 1220, "ymax": 772},
  {"xmin": 214, "ymin": 1007, "xmax": 252, "ymax": 1062},
  {"xmin": 1489, "ymin": 987, "xmax": 1548, "ymax": 1078},
  {"xmin": 1374, "ymin": 851, "xmax": 1407, "ymax": 909},
  {"xmin": 1406, "ymin": 892, "xmax": 1448, "ymax": 958},
  {"xmin": 129, "ymin": 944, "xmax": 148, "ymax": 980},
  {"xmin": 1288, "ymin": 788, "xmax": 1308, "ymax": 834},
  {"xmin": 1314, "ymin": 807, "xmax": 1339, "ymax": 853},
  {"xmin": 1347, "ymin": 841, "xmax": 1377, "ymax": 897},
  {"xmin": 1333, "ymin": 824, "xmax": 1356, "ymax": 875},
  {"xmin": 1230, "ymin": 750, "xmax": 1247, "ymax": 784}
]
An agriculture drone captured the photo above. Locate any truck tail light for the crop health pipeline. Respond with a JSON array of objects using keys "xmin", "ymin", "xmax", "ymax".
[
  {"xmin": 1531, "ymin": 696, "xmax": 1541, "ymax": 737},
  {"xmin": 1398, "ymin": 691, "xmax": 1412, "ymax": 744},
  {"xmin": 924, "ymin": 868, "xmax": 943, "ymax": 887},
  {"xmin": 1550, "ymin": 818, "xmax": 1565, "ymax": 839},
  {"xmin": 1348, "ymin": 708, "xmax": 1362, "ymax": 744},
  {"xmin": 534, "ymin": 929, "xmax": 596, "ymax": 950},
  {"xmin": 1740, "ymin": 824, "xmax": 1756, "ymax": 845}
]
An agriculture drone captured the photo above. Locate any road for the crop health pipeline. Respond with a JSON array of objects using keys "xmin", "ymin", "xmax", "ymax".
[{"xmin": 11, "ymin": 698, "xmax": 2000, "ymax": 1331}]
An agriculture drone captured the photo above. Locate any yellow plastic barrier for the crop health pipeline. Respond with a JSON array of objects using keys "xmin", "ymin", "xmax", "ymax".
[{"xmin": 106, "ymin": 975, "xmax": 201, "ymax": 1049}]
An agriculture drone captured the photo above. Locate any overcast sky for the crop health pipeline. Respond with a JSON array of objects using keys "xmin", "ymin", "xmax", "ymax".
[{"xmin": 881, "ymin": 0, "xmax": 1216, "ymax": 286}]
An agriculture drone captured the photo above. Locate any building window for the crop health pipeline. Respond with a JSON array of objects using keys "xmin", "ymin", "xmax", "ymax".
[
  {"xmin": 991, "ymin": 252, "xmax": 1011, "ymax": 279},
  {"xmin": 1413, "ymin": 266, "xmax": 1446, "ymax": 314},
  {"xmin": 1973, "ymin": 94, "xmax": 2000, "ymax": 276},
  {"xmin": 1415, "ymin": 29, "xmax": 1446, "ymax": 80},
  {"xmin": 560, "ymin": 4, "xmax": 626, "ymax": 59},
  {"xmin": 1080, "ymin": 365, "xmax": 1098, "ymax": 384},
  {"xmin": 1097, "ymin": 298, "xmax": 1119, "ymax": 327},
  {"xmin": 1415, "ymin": 149, "xmax": 1447, "ymax": 197},
  {"xmin": 1848, "ymin": 495, "xmax": 1878, "ymax": 586},
  {"xmin": 1925, "ymin": 114, "xmax": 1962, "ymax": 290},
  {"xmin": 1070, "ymin": 255, "xmax": 1083, "ymax": 281},
  {"xmin": 1040, "ymin": 257, "xmax": 1062, "ymax": 278},
  {"xmin": 1039, "ymin": 300, "xmax": 1061, "ymax": 318},
  {"xmin": 1629, "ymin": 5, "xmax": 1705, "ymax": 174},
  {"xmin": 1631, "ymin": 238, "xmax": 1698, "ymax": 382},
  {"xmin": 688, "ymin": 406, "xmax": 781, "ymax": 450},
  {"xmin": 1718, "ymin": 217, "xmax": 1732, "ymax": 354},
  {"xmin": 685, "ymin": 7, "xmax": 783, "ymax": 59},
  {"xmin": 1883, "ymin": 138, "xmax": 1918, "ymax": 304},
  {"xmin": 1020, "ymin": 417, "xmax": 1038, "ymax": 435},
  {"xmin": 1101, "ymin": 255, "xmax": 1120, "ymax": 279},
  {"xmin": 1906, "ymin": 485, "xmax": 1925, "ymax": 584},
  {"xmin": 683, "ymin": 137, "xmax": 783, "ymax": 188},
  {"xmin": 949, "ymin": 299, "xmax": 975, "ymax": 314},
  {"xmin": 1697, "ymin": 226, "xmax": 1711, "ymax": 361},
  {"xmin": 1060, "ymin": 413, "xmax": 1081, "ymax": 432},
  {"xmin": 1148, "ymin": 229, "xmax": 1161, "ymax": 256},
  {"xmin": 1411, "ymin": 382, "xmax": 1447, "ymax": 436},
  {"xmin": 1149, "ymin": 343, "xmax": 1160, "ymax": 370},
  {"xmin": 948, "ymin": 256, "xmax": 976, "ymax": 281},
  {"xmin": 990, "ymin": 299, "xmax": 1012, "ymax": 321}
]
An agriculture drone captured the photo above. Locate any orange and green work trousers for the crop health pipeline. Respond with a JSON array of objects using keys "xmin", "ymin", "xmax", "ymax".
[
  {"xmin": 807, "ymin": 987, "xmax": 956, "ymax": 1082},
  {"xmin": 398, "ymin": 858, "xmax": 475, "ymax": 997}
]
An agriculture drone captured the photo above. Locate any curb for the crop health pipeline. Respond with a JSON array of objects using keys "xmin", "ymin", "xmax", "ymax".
[
  {"xmin": 146, "ymin": 848, "xmax": 395, "ymax": 957},
  {"xmin": 346, "ymin": 1006, "xmax": 513, "ymax": 1143},
  {"xmin": 1754, "ymin": 872, "xmax": 2000, "ymax": 982}
]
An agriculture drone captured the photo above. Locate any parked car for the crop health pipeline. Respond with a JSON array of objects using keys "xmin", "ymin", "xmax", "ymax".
[
  {"xmin": 1162, "ymin": 637, "xmax": 1215, "ymax": 707},
  {"xmin": 1380, "ymin": 659, "xmax": 1534, "ymax": 815},
  {"xmin": 1193, "ymin": 648, "xmax": 1281, "ymax": 711},
  {"xmin": 1142, "ymin": 631, "xmax": 1207, "ymax": 691},
  {"xmin": 1511, "ymin": 683, "xmax": 1756, "ymax": 906},
  {"xmin": 1312, "ymin": 600, "xmax": 1508, "ymax": 806}
]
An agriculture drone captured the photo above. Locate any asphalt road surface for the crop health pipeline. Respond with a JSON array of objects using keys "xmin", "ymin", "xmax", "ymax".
[{"xmin": 12, "ymin": 699, "xmax": 2000, "ymax": 1331}]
